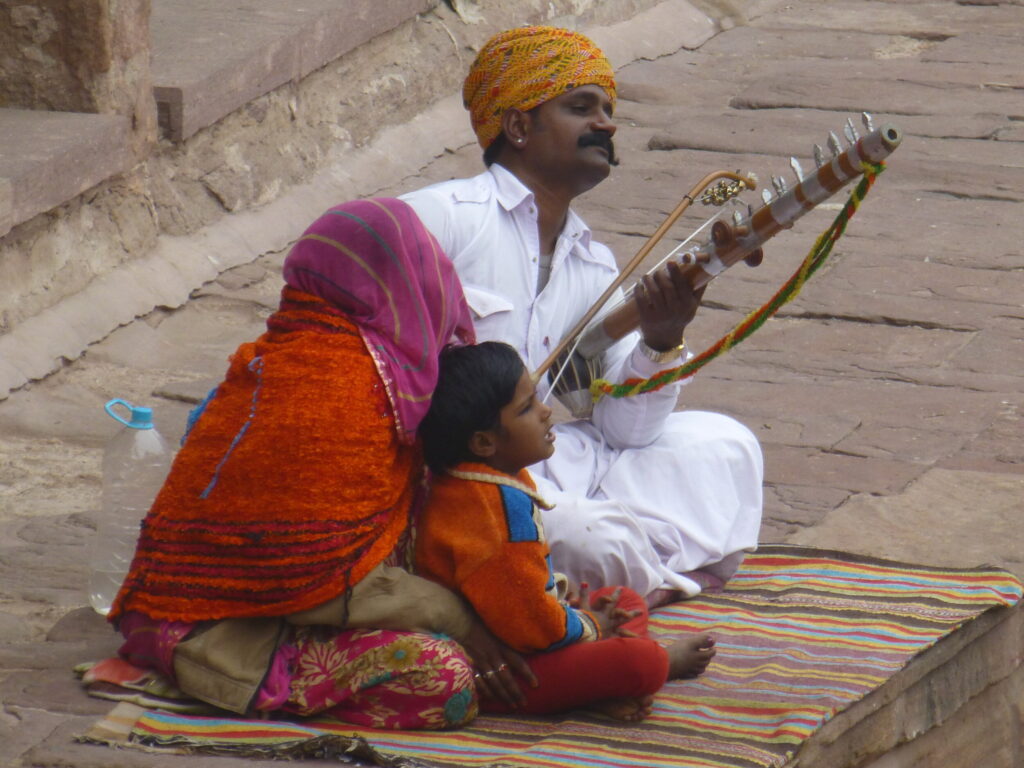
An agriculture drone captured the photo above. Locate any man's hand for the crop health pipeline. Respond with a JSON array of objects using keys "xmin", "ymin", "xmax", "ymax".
[
  {"xmin": 458, "ymin": 618, "xmax": 538, "ymax": 708},
  {"xmin": 634, "ymin": 261, "xmax": 705, "ymax": 351}
]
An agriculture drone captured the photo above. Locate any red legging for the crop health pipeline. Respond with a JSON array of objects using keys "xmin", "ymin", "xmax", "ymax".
[{"xmin": 480, "ymin": 586, "xmax": 669, "ymax": 715}]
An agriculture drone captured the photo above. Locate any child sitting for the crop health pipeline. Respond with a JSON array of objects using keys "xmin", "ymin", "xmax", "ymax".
[{"xmin": 416, "ymin": 341, "xmax": 715, "ymax": 721}]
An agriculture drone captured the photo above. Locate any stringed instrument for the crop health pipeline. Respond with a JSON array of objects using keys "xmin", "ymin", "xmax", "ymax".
[{"xmin": 540, "ymin": 114, "xmax": 902, "ymax": 416}]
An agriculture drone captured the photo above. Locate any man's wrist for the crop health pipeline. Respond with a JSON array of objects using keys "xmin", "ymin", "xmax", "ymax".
[{"xmin": 637, "ymin": 338, "xmax": 686, "ymax": 364}]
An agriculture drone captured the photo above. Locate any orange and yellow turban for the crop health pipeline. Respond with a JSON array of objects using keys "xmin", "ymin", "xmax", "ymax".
[{"xmin": 463, "ymin": 26, "xmax": 617, "ymax": 149}]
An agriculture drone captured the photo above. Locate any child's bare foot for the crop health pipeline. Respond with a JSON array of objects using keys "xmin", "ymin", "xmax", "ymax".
[
  {"xmin": 666, "ymin": 634, "xmax": 716, "ymax": 679},
  {"xmin": 589, "ymin": 694, "xmax": 654, "ymax": 722}
]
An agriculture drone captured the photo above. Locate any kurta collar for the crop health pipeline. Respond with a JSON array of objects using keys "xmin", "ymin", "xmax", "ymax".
[{"xmin": 487, "ymin": 164, "xmax": 596, "ymax": 258}]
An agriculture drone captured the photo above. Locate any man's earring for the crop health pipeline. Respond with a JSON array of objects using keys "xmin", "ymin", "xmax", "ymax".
[{"xmin": 516, "ymin": 138, "xmax": 524, "ymax": 144}]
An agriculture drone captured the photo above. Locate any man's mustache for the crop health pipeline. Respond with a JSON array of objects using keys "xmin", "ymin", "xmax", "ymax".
[{"xmin": 578, "ymin": 132, "xmax": 619, "ymax": 166}]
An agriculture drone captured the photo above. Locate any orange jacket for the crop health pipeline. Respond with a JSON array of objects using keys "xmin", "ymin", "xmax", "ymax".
[{"xmin": 415, "ymin": 463, "xmax": 598, "ymax": 653}]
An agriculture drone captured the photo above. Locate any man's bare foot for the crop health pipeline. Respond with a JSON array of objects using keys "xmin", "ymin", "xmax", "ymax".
[
  {"xmin": 589, "ymin": 693, "xmax": 654, "ymax": 722},
  {"xmin": 666, "ymin": 634, "xmax": 716, "ymax": 679}
]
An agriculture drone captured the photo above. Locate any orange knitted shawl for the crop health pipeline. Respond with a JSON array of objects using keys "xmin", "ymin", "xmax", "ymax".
[
  {"xmin": 109, "ymin": 294, "xmax": 418, "ymax": 622},
  {"xmin": 110, "ymin": 199, "xmax": 474, "ymax": 624}
]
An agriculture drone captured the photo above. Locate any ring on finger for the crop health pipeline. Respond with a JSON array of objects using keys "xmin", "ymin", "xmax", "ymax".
[{"xmin": 497, "ymin": 663, "xmax": 509, "ymax": 673}]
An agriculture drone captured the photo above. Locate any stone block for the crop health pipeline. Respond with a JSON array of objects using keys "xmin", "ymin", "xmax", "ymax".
[
  {"xmin": 589, "ymin": 0, "xmax": 716, "ymax": 67},
  {"xmin": 0, "ymin": 109, "xmax": 132, "ymax": 237},
  {"xmin": 792, "ymin": 604, "xmax": 1024, "ymax": 768},
  {"xmin": 787, "ymin": 468, "xmax": 1024, "ymax": 577},
  {"xmin": 151, "ymin": 0, "xmax": 438, "ymax": 141},
  {"xmin": 765, "ymin": 444, "xmax": 923, "ymax": 494}
]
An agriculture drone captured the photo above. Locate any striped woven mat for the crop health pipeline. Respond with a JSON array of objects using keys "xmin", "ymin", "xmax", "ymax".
[{"xmin": 81, "ymin": 546, "xmax": 1022, "ymax": 767}]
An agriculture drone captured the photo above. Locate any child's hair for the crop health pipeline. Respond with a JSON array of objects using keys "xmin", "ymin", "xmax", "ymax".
[{"xmin": 420, "ymin": 341, "xmax": 526, "ymax": 474}]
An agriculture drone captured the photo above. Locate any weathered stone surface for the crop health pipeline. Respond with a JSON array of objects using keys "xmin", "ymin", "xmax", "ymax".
[
  {"xmin": 0, "ymin": 0, "xmax": 156, "ymax": 160},
  {"xmin": 789, "ymin": 468, "xmax": 1024, "ymax": 576},
  {"xmin": 0, "ymin": 109, "xmax": 133, "ymax": 238},
  {"xmin": 27, "ymin": 716, "xmax": 260, "ymax": 767},
  {"xmin": 764, "ymin": 444, "xmax": 924, "ymax": 494},
  {"xmin": 861, "ymin": 668, "xmax": 1024, "ymax": 768},
  {"xmin": 150, "ymin": 0, "xmax": 439, "ymax": 141},
  {"xmin": 763, "ymin": 483, "xmax": 851, "ymax": 526},
  {"xmin": 758, "ymin": 0, "xmax": 1024, "ymax": 37},
  {"xmin": 794, "ymin": 604, "xmax": 1024, "ymax": 768},
  {"xmin": 1, "ymin": 668, "xmax": 113, "ymax": 716},
  {"xmin": 0, "ymin": 708, "xmax": 80, "ymax": 768}
]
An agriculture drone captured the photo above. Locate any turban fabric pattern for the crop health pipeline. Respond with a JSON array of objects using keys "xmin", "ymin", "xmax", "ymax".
[
  {"xmin": 463, "ymin": 25, "xmax": 617, "ymax": 149},
  {"xmin": 110, "ymin": 199, "xmax": 475, "ymax": 623}
]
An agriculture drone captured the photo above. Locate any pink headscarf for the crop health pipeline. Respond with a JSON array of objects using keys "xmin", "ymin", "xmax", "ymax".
[{"xmin": 283, "ymin": 198, "xmax": 475, "ymax": 442}]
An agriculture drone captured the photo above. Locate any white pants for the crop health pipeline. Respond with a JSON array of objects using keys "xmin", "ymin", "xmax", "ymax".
[{"xmin": 532, "ymin": 411, "xmax": 763, "ymax": 598}]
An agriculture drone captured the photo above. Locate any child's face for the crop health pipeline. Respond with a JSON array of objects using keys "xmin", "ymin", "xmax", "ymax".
[{"xmin": 488, "ymin": 368, "xmax": 555, "ymax": 474}]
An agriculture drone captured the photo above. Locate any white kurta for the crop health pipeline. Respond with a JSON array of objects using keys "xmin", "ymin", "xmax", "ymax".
[{"xmin": 402, "ymin": 165, "xmax": 763, "ymax": 598}]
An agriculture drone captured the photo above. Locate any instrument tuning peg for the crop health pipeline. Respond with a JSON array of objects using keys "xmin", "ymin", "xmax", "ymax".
[
  {"xmin": 761, "ymin": 188, "xmax": 773, "ymax": 205},
  {"xmin": 813, "ymin": 144, "xmax": 826, "ymax": 167},
  {"xmin": 844, "ymin": 118, "xmax": 859, "ymax": 145},
  {"xmin": 732, "ymin": 210, "xmax": 744, "ymax": 226},
  {"xmin": 861, "ymin": 111, "xmax": 874, "ymax": 132},
  {"xmin": 789, "ymin": 156, "xmax": 805, "ymax": 181},
  {"xmin": 828, "ymin": 131, "xmax": 842, "ymax": 156},
  {"xmin": 771, "ymin": 175, "xmax": 787, "ymax": 196}
]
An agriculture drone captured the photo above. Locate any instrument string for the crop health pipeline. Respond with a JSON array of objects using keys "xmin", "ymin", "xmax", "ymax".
[
  {"xmin": 542, "ymin": 207, "xmax": 725, "ymax": 403},
  {"xmin": 589, "ymin": 161, "xmax": 885, "ymax": 402}
]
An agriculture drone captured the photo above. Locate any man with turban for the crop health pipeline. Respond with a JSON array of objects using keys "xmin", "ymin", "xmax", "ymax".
[{"xmin": 402, "ymin": 26, "xmax": 763, "ymax": 607}]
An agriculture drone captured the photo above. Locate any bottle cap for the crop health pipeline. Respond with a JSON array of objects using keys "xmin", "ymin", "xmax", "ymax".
[{"xmin": 105, "ymin": 399, "xmax": 154, "ymax": 429}]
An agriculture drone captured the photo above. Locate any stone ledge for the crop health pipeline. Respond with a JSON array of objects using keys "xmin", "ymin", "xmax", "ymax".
[
  {"xmin": 0, "ymin": 109, "xmax": 132, "ymax": 238},
  {"xmin": 788, "ymin": 601, "xmax": 1023, "ymax": 767},
  {"xmin": 151, "ymin": 0, "xmax": 439, "ymax": 142}
]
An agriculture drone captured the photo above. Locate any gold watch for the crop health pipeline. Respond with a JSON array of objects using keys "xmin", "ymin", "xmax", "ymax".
[{"xmin": 637, "ymin": 338, "xmax": 686, "ymax": 364}]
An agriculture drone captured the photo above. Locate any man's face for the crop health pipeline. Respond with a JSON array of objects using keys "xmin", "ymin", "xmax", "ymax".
[{"xmin": 525, "ymin": 84, "xmax": 618, "ymax": 195}]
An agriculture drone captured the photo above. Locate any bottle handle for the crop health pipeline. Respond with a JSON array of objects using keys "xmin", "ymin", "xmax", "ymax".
[{"xmin": 105, "ymin": 398, "xmax": 135, "ymax": 427}]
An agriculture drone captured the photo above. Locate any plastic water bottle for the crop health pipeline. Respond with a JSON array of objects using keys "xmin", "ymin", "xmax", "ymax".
[{"xmin": 88, "ymin": 399, "xmax": 172, "ymax": 616}]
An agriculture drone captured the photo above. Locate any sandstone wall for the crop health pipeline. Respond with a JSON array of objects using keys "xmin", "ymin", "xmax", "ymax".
[{"xmin": 0, "ymin": 0, "xmax": 155, "ymax": 152}]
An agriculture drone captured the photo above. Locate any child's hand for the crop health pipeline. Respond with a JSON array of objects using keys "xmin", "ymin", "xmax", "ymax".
[
  {"xmin": 588, "ymin": 587, "xmax": 641, "ymax": 638},
  {"xmin": 566, "ymin": 581, "xmax": 589, "ymax": 609}
]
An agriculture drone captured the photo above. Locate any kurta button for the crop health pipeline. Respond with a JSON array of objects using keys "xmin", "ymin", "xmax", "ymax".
[{"xmin": 543, "ymin": 336, "xmax": 550, "ymax": 346}]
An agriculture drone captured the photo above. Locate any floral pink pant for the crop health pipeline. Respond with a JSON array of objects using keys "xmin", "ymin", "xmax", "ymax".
[
  {"xmin": 267, "ymin": 627, "xmax": 478, "ymax": 730},
  {"xmin": 118, "ymin": 614, "xmax": 477, "ymax": 731}
]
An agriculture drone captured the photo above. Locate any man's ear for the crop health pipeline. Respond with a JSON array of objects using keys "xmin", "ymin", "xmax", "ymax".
[
  {"xmin": 501, "ymin": 108, "xmax": 530, "ymax": 147},
  {"xmin": 469, "ymin": 430, "xmax": 498, "ymax": 459}
]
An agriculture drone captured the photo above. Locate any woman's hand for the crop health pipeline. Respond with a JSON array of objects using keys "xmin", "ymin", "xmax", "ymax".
[{"xmin": 458, "ymin": 619, "xmax": 537, "ymax": 708}]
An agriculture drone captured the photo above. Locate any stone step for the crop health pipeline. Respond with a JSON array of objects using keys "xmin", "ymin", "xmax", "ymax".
[
  {"xmin": 0, "ymin": 109, "xmax": 131, "ymax": 239},
  {"xmin": 150, "ymin": 0, "xmax": 438, "ymax": 141},
  {"xmin": 0, "ymin": 0, "xmax": 437, "ymax": 238}
]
